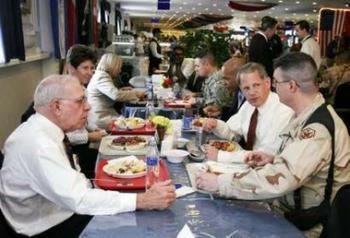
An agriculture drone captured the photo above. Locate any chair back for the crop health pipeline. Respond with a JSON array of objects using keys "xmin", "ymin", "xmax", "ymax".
[
  {"xmin": 0, "ymin": 150, "xmax": 3, "ymax": 169},
  {"xmin": 321, "ymin": 184, "xmax": 350, "ymax": 238}
]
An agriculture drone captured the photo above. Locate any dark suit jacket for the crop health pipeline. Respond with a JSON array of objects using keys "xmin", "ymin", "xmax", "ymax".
[{"xmin": 248, "ymin": 33, "xmax": 273, "ymax": 78}]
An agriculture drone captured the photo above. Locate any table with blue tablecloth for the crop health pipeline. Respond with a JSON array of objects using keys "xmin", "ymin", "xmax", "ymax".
[{"xmin": 80, "ymin": 154, "xmax": 304, "ymax": 238}]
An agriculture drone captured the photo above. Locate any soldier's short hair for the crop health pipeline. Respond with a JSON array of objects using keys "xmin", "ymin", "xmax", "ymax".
[
  {"xmin": 236, "ymin": 62, "xmax": 269, "ymax": 85},
  {"xmin": 274, "ymin": 52, "xmax": 317, "ymax": 93},
  {"xmin": 195, "ymin": 49, "xmax": 216, "ymax": 66}
]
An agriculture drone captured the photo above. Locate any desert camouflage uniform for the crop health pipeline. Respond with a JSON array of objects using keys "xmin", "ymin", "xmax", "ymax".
[{"xmin": 217, "ymin": 93, "xmax": 350, "ymax": 237}]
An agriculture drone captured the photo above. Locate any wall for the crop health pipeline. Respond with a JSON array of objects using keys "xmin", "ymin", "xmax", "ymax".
[{"xmin": 0, "ymin": 55, "xmax": 58, "ymax": 148}]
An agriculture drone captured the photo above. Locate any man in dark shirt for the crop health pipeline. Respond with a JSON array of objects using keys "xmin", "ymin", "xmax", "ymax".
[{"xmin": 248, "ymin": 16, "xmax": 277, "ymax": 78}]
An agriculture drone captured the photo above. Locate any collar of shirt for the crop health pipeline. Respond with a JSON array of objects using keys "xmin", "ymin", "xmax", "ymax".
[
  {"xmin": 255, "ymin": 91, "xmax": 276, "ymax": 115},
  {"xmin": 289, "ymin": 93, "xmax": 325, "ymax": 129},
  {"xmin": 35, "ymin": 112, "xmax": 65, "ymax": 143},
  {"xmin": 301, "ymin": 34, "xmax": 312, "ymax": 44},
  {"xmin": 257, "ymin": 31, "xmax": 268, "ymax": 42}
]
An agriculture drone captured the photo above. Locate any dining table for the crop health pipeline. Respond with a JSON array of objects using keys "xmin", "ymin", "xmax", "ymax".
[{"xmin": 79, "ymin": 127, "xmax": 305, "ymax": 238}]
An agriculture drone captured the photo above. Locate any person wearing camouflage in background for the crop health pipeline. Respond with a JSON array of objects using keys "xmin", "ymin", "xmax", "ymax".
[
  {"xmin": 196, "ymin": 52, "xmax": 350, "ymax": 238},
  {"xmin": 203, "ymin": 56, "xmax": 246, "ymax": 119}
]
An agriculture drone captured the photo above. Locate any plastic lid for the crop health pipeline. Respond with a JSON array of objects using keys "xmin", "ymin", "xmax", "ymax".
[{"xmin": 146, "ymin": 156, "xmax": 158, "ymax": 166}]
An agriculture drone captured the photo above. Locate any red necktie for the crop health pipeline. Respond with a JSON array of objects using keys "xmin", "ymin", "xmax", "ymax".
[{"xmin": 246, "ymin": 108, "xmax": 259, "ymax": 150}]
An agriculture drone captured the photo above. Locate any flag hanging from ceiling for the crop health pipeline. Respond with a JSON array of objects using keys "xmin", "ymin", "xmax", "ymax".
[
  {"xmin": 158, "ymin": 0, "xmax": 170, "ymax": 10},
  {"xmin": 318, "ymin": 8, "xmax": 350, "ymax": 57}
]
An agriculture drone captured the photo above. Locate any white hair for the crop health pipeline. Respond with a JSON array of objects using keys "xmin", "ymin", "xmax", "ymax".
[{"xmin": 33, "ymin": 74, "xmax": 80, "ymax": 108}]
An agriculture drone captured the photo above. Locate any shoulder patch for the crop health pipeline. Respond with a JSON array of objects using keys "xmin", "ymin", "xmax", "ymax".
[{"xmin": 300, "ymin": 127, "xmax": 316, "ymax": 139}]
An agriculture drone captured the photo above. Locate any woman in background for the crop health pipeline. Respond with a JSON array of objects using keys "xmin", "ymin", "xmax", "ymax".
[{"xmin": 87, "ymin": 53, "xmax": 145, "ymax": 129}]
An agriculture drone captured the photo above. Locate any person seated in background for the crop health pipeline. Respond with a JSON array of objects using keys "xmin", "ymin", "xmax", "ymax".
[
  {"xmin": 166, "ymin": 45, "xmax": 194, "ymax": 88},
  {"xmin": 203, "ymin": 56, "xmax": 246, "ymax": 121},
  {"xmin": 87, "ymin": 53, "xmax": 145, "ymax": 130},
  {"xmin": 21, "ymin": 44, "xmax": 105, "ymax": 178},
  {"xmin": 228, "ymin": 40, "xmax": 243, "ymax": 57},
  {"xmin": 319, "ymin": 50, "xmax": 350, "ymax": 104},
  {"xmin": 183, "ymin": 49, "xmax": 220, "ymax": 112},
  {"xmin": 0, "ymin": 75, "xmax": 176, "ymax": 237},
  {"xmin": 202, "ymin": 62, "xmax": 293, "ymax": 163},
  {"xmin": 196, "ymin": 53, "xmax": 350, "ymax": 238},
  {"xmin": 183, "ymin": 57, "xmax": 206, "ymax": 97}
]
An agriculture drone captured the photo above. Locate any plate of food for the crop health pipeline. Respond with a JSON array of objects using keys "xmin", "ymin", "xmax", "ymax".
[
  {"xmin": 109, "ymin": 136, "xmax": 148, "ymax": 151},
  {"xmin": 99, "ymin": 136, "xmax": 150, "ymax": 155},
  {"xmin": 209, "ymin": 140, "xmax": 238, "ymax": 152},
  {"xmin": 192, "ymin": 117, "xmax": 205, "ymax": 128},
  {"xmin": 103, "ymin": 156, "xmax": 146, "ymax": 178},
  {"xmin": 114, "ymin": 117, "xmax": 145, "ymax": 130}
]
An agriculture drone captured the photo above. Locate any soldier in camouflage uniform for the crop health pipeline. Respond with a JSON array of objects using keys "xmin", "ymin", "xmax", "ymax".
[{"xmin": 196, "ymin": 52, "xmax": 350, "ymax": 238}]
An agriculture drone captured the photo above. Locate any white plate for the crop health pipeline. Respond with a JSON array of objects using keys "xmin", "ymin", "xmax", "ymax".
[
  {"xmin": 102, "ymin": 156, "xmax": 146, "ymax": 178},
  {"xmin": 99, "ymin": 136, "xmax": 150, "ymax": 156},
  {"xmin": 114, "ymin": 117, "xmax": 145, "ymax": 130}
]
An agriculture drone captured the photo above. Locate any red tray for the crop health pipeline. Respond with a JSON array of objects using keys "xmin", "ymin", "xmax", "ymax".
[
  {"xmin": 110, "ymin": 126, "xmax": 156, "ymax": 135},
  {"xmin": 163, "ymin": 100, "xmax": 194, "ymax": 108},
  {"xmin": 94, "ymin": 159, "xmax": 170, "ymax": 190}
]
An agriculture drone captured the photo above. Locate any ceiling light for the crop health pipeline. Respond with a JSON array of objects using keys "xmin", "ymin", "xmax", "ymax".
[
  {"xmin": 218, "ymin": 9, "xmax": 222, "ymax": 11},
  {"xmin": 346, "ymin": 3, "xmax": 349, "ymax": 7},
  {"xmin": 271, "ymin": 7, "xmax": 275, "ymax": 10},
  {"xmin": 285, "ymin": 8, "xmax": 289, "ymax": 11},
  {"xmin": 313, "ymin": 9, "xmax": 317, "ymax": 13},
  {"xmin": 313, "ymin": 2, "xmax": 317, "ymax": 5},
  {"xmin": 197, "ymin": 3, "xmax": 202, "ymax": 6},
  {"xmin": 305, "ymin": 14, "xmax": 309, "ymax": 16},
  {"xmin": 213, "ymin": 3, "xmax": 217, "ymax": 7},
  {"xmin": 192, "ymin": 7, "xmax": 195, "ymax": 10},
  {"xmin": 254, "ymin": 15, "xmax": 257, "ymax": 18},
  {"xmin": 179, "ymin": 6, "xmax": 183, "ymax": 10},
  {"xmin": 261, "ymin": 0, "xmax": 266, "ymax": 2},
  {"xmin": 293, "ymin": 13, "xmax": 296, "ymax": 16},
  {"xmin": 278, "ymin": 0, "xmax": 283, "ymax": 3},
  {"xmin": 209, "ymin": 12, "xmax": 213, "ymax": 15},
  {"xmin": 296, "ymin": 1, "xmax": 300, "ymax": 4},
  {"xmin": 183, "ymin": 2, "xmax": 187, "ymax": 5},
  {"xmin": 205, "ymin": 8, "xmax": 209, "ymax": 11}
]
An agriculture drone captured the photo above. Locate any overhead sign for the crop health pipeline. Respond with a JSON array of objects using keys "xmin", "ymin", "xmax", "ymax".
[{"xmin": 158, "ymin": 0, "xmax": 170, "ymax": 10}]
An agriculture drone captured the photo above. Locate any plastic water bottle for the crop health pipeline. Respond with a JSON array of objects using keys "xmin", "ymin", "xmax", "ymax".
[
  {"xmin": 146, "ymin": 100, "xmax": 155, "ymax": 119},
  {"xmin": 146, "ymin": 138, "xmax": 159, "ymax": 190},
  {"xmin": 146, "ymin": 77, "xmax": 153, "ymax": 101},
  {"xmin": 173, "ymin": 82, "xmax": 181, "ymax": 99}
]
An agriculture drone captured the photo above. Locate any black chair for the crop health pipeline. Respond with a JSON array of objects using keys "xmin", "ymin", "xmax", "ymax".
[
  {"xmin": 321, "ymin": 184, "xmax": 350, "ymax": 238},
  {"xmin": 0, "ymin": 150, "xmax": 3, "ymax": 169},
  {"xmin": 334, "ymin": 82, "xmax": 350, "ymax": 132}
]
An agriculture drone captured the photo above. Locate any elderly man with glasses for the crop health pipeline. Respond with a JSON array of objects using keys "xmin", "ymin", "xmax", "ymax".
[{"xmin": 0, "ymin": 75, "xmax": 176, "ymax": 237}]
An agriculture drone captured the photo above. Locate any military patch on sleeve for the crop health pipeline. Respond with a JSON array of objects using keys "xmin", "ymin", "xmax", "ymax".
[{"xmin": 300, "ymin": 127, "xmax": 316, "ymax": 139}]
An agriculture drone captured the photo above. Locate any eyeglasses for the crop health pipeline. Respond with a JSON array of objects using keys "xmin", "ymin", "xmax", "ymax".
[
  {"xmin": 58, "ymin": 95, "xmax": 88, "ymax": 105},
  {"xmin": 272, "ymin": 78, "xmax": 289, "ymax": 87}
]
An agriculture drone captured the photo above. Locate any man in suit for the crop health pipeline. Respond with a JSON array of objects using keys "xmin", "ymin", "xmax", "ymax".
[{"xmin": 248, "ymin": 16, "xmax": 277, "ymax": 78}]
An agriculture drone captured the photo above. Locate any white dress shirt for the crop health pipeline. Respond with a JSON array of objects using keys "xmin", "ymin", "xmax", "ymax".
[
  {"xmin": 0, "ymin": 113, "xmax": 136, "ymax": 236},
  {"xmin": 212, "ymin": 92, "xmax": 294, "ymax": 163},
  {"xmin": 301, "ymin": 35, "xmax": 321, "ymax": 69}
]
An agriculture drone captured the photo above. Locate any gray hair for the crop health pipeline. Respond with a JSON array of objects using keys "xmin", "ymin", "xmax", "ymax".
[
  {"xmin": 273, "ymin": 52, "xmax": 318, "ymax": 94},
  {"xmin": 236, "ymin": 62, "xmax": 269, "ymax": 85},
  {"xmin": 96, "ymin": 53, "xmax": 123, "ymax": 76},
  {"xmin": 33, "ymin": 74, "xmax": 80, "ymax": 108}
]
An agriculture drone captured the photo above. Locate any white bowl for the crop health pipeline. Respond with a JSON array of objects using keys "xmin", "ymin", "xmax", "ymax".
[
  {"xmin": 163, "ymin": 149, "xmax": 189, "ymax": 163},
  {"xmin": 176, "ymin": 138, "xmax": 190, "ymax": 148}
]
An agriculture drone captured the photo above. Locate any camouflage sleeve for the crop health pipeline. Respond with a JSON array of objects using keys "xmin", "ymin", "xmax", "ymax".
[
  {"xmin": 214, "ymin": 81, "xmax": 234, "ymax": 107},
  {"xmin": 217, "ymin": 122, "xmax": 332, "ymax": 200}
]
